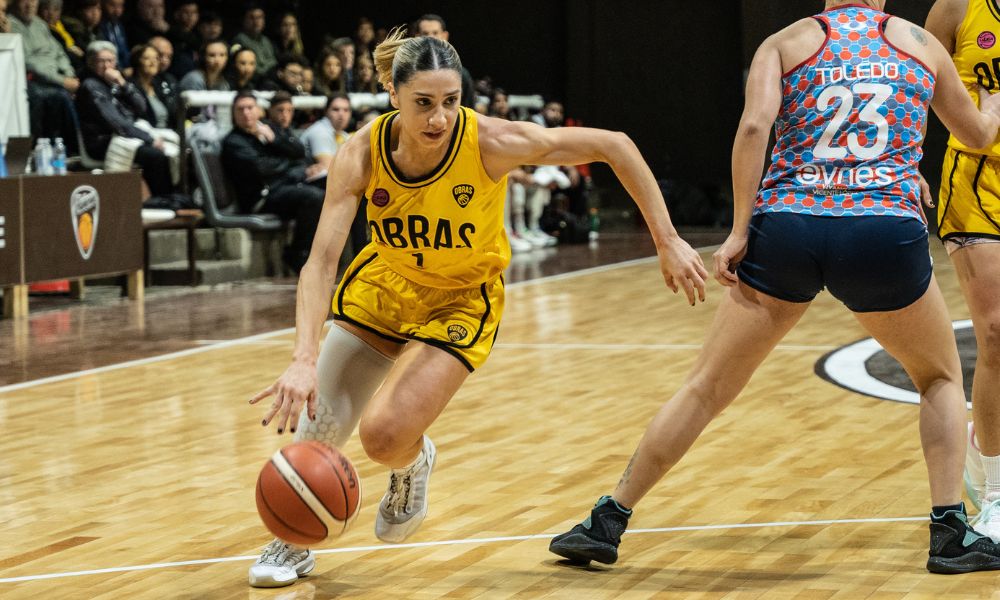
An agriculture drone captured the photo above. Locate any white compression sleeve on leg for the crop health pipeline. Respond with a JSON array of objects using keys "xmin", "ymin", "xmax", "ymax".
[{"xmin": 293, "ymin": 325, "xmax": 394, "ymax": 448}]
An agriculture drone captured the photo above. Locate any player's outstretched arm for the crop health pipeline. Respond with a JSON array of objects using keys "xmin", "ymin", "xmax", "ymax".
[
  {"xmin": 479, "ymin": 117, "xmax": 708, "ymax": 305},
  {"xmin": 250, "ymin": 124, "xmax": 374, "ymax": 434}
]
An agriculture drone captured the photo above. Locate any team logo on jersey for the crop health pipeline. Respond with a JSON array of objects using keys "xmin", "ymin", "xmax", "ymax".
[
  {"xmin": 979, "ymin": 31, "xmax": 996, "ymax": 49},
  {"xmin": 447, "ymin": 324, "xmax": 468, "ymax": 342},
  {"xmin": 371, "ymin": 188, "xmax": 390, "ymax": 207},
  {"xmin": 452, "ymin": 184, "xmax": 474, "ymax": 208},
  {"xmin": 69, "ymin": 185, "xmax": 99, "ymax": 260}
]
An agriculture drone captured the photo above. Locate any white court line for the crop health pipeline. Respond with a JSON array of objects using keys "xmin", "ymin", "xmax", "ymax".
[
  {"xmin": 496, "ymin": 343, "xmax": 838, "ymax": 351},
  {"xmin": 0, "ymin": 515, "xmax": 926, "ymax": 584},
  {"xmin": 0, "ymin": 254, "xmax": 672, "ymax": 395}
]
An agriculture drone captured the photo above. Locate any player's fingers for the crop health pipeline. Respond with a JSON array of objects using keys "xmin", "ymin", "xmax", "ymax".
[
  {"xmin": 920, "ymin": 179, "xmax": 934, "ymax": 208},
  {"xmin": 307, "ymin": 390, "xmax": 317, "ymax": 421},
  {"xmin": 260, "ymin": 390, "xmax": 282, "ymax": 426},
  {"xmin": 680, "ymin": 276, "xmax": 696, "ymax": 306},
  {"xmin": 273, "ymin": 392, "xmax": 293, "ymax": 434},
  {"xmin": 664, "ymin": 275, "xmax": 679, "ymax": 293},
  {"xmin": 249, "ymin": 383, "xmax": 276, "ymax": 404},
  {"xmin": 288, "ymin": 400, "xmax": 302, "ymax": 435},
  {"xmin": 695, "ymin": 258, "xmax": 710, "ymax": 281}
]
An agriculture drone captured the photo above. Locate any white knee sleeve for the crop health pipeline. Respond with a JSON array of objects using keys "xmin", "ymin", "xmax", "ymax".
[{"xmin": 293, "ymin": 326, "xmax": 394, "ymax": 448}]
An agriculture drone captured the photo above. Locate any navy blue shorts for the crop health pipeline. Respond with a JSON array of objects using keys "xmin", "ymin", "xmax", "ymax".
[{"xmin": 736, "ymin": 213, "xmax": 931, "ymax": 313}]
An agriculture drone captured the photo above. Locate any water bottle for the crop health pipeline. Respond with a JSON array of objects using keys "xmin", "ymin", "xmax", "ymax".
[
  {"xmin": 52, "ymin": 137, "xmax": 67, "ymax": 175},
  {"xmin": 0, "ymin": 141, "xmax": 8, "ymax": 178},
  {"xmin": 34, "ymin": 138, "xmax": 53, "ymax": 175}
]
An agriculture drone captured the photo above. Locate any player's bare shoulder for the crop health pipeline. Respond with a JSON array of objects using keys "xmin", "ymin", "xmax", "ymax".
[
  {"xmin": 884, "ymin": 14, "xmax": 949, "ymax": 74},
  {"xmin": 330, "ymin": 120, "xmax": 375, "ymax": 191}
]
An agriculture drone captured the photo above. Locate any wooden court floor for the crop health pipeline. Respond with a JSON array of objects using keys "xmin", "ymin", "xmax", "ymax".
[{"xmin": 2, "ymin": 240, "xmax": 998, "ymax": 599}]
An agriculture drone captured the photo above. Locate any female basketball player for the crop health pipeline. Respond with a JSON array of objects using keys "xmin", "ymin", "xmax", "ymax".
[
  {"xmin": 551, "ymin": 0, "xmax": 1000, "ymax": 575},
  {"xmin": 925, "ymin": 0, "xmax": 1000, "ymax": 542},
  {"xmin": 246, "ymin": 29, "xmax": 709, "ymax": 587}
]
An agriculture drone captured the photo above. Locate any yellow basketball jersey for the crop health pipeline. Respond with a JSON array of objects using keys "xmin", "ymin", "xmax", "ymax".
[
  {"xmin": 948, "ymin": 0, "xmax": 1000, "ymax": 157},
  {"xmin": 363, "ymin": 106, "xmax": 511, "ymax": 289}
]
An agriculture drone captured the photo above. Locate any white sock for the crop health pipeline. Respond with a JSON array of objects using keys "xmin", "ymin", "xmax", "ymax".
[
  {"xmin": 983, "ymin": 453, "xmax": 1000, "ymax": 499},
  {"xmin": 392, "ymin": 441, "xmax": 425, "ymax": 473}
]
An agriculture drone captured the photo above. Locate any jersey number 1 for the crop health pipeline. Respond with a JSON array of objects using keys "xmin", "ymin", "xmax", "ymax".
[{"xmin": 814, "ymin": 83, "xmax": 892, "ymax": 160}]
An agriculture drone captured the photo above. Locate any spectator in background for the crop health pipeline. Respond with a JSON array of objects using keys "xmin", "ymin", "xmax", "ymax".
[
  {"xmin": 415, "ymin": 14, "xmax": 475, "ymax": 108},
  {"xmin": 129, "ymin": 43, "xmax": 176, "ymax": 129},
  {"xmin": 263, "ymin": 54, "xmax": 306, "ymax": 95},
  {"xmin": 353, "ymin": 16, "xmax": 375, "ymax": 57},
  {"xmin": 125, "ymin": 0, "xmax": 168, "ymax": 46},
  {"xmin": 0, "ymin": 0, "xmax": 9, "ymax": 33},
  {"xmin": 313, "ymin": 48, "xmax": 344, "ymax": 96},
  {"xmin": 196, "ymin": 9, "xmax": 222, "ymax": 45},
  {"xmin": 97, "ymin": 0, "xmax": 127, "ymax": 62},
  {"xmin": 226, "ymin": 46, "xmax": 261, "ymax": 91},
  {"xmin": 9, "ymin": 0, "xmax": 80, "ymax": 153},
  {"xmin": 327, "ymin": 36, "xmax": 354, "ymax": 91},
  {"xmin": 299, "ymin": 93, "xmax": 350, "ymax": 171},
  {"xmin": 488, "ymin": 87, "xmax": 510, "ymax": 120},
  {"xmin": 276, "ymin": 13, "xmax": 303, "ymax": 58},
  {"xmin": 62, "ymin": 0, "xmax": 101, "ymax": 58},
  {"xmin": 221, "ymin": 91, "xmax": 325, "ymax": 273},
  {"xmin": 298, "ymin": 92, "xmax": 368, "ymax": 258},
  {"xmin": 148, "ymin": 35, "xmax": 177, "ymax": 87},
  {"xmin": 300, "ymin": 65, "xmax": 313, "ymax": 94},
  {"xmin": 233, "ymin": 4, "xmax": 276, "ymax": 76},
  {"xmin": 265, "ymin": 90, "xmax": 294, "ymax": 132},
  {"xmin": 178, "ymin": 39, "xmax": 229, "ymax": 91},
  {"xmin": 38, "ymin": 0, "xmax": 84, "ymax": 73},
  {"xmin": 166, "ymin": 0, "xmax": 197, "ymax": 79},
  {"xmin": 76, "ymin": 40, "xmax": 172, "ymax": 196},
  {"xmin": 351, "ymin": 52, "xmax": 377, "ymax": 93}
]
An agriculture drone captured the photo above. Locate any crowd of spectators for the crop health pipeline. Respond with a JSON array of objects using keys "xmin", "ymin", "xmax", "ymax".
[{"xmin": 1, "ymin": 0, "xmax": 595, "ymax": 272}]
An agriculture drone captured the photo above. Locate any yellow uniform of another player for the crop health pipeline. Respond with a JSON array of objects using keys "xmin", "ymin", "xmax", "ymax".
[
  {"xmin": 939, "ymin": 0, "xmax": 1000, "ymax": 241},
  {"xmin": 333, "ymin": 106, "xmax": 510, "ymax": 370}
]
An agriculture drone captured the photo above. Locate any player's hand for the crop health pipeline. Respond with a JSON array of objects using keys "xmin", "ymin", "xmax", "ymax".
[
  {"xmin": 713, "ymin": 231, "xmax": 748, "ymax": 287},
  {"xmin": 978, "ymin": 85, "xmax": 1000, "ymax": 120},
  {"xmin": 656, "ymin": 236, "xmax": 708, "ymax": 306},
  {"xmin": 250, "ymin": 359, "xmax": 318, "ymax": 434},
  {"xmin": 918, "ymin": 172, "xmax": 934, "ymax": 210}
]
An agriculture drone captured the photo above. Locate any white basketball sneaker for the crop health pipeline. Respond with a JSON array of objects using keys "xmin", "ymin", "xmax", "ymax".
[
  {"xmin": 966, "ymin": 421, "xmax": 986, "ymax": 511},
  {"xmin": 974, "ymin": 493, "xmax": 1000, "ymax": 542},
  {"xmin": 248, "ymin": 539, "xmax": 315, "ymax": 588},
  {"xmin": 375, "ymin": 436, "xmax": 436, "ymax": 543}
]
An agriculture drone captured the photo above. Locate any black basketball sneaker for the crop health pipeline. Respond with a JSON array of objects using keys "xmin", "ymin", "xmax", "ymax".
[
  {"xmin": 549, "ymin": 496, "xmax": 632, "ymax": 565},
  {"xmin": 927, "ymin": 504, "xmax": 1000, "ymax": 574}
]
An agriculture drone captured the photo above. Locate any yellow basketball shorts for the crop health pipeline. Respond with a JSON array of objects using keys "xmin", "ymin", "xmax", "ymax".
[
  {"xmin": 938, "ymin": 147, "xmax": 1000, "ymax": 241},
  {"xmin": 331, "ymin": 244, "xmax": 505, "ymax": 371}
]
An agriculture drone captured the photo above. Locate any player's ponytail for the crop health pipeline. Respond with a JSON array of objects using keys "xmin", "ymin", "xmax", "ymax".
[{"xmin": 373, "ymin": 26, "xmax": 463, "ymax": 91}]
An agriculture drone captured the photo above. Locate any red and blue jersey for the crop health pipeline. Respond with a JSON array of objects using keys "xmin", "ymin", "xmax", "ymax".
[{"xmin": 755, "ymin": 4, "xmax": 935, "ymax": 220}]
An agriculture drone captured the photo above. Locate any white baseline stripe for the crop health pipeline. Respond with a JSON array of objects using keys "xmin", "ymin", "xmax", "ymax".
[
  {"xmin": 0, "ymin": 253, "xmax": 680, "ymax": 395},
  {"xmin": 495, "ymin": 343, "xmax": 838, "ymax": 351},
  {"xmin": 0, "ymin": 515, "xmax": 926, "ymax": 584}
]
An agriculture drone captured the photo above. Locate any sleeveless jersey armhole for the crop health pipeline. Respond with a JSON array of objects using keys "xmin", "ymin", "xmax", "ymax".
[{"xmin": 782, "ymin": 16, "xmax": 831, "ymax": 79}]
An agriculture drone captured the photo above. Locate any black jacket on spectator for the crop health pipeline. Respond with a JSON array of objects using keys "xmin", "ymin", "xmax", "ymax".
[
  {"xmin": 129, "ymin": 73, "xmax": 180, "ymax": 130},
  {"xmin": 75, "ymin": 70, "xmax": 153, "ymax": 157},
  {"xmin": 221, "ymin": 120, "xmax": 307, "ymax": 213},
  {"xmin": 221, "ymin": 119, "xmax": 324, "ymax": 272},
  {"xmin": 167, "ymin": 25, "xmax": 198, "ymax": 79}
]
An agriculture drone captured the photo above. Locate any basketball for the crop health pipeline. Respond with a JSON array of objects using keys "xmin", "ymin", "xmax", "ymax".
[{"xmin": 255, "ymin": 440, "xmax": 362, "ymax": 546}]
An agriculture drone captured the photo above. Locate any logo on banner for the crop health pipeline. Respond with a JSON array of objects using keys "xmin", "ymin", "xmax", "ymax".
[{"xmin": 70, "ymin": 185, "xmax": 99, "ymax": 260}]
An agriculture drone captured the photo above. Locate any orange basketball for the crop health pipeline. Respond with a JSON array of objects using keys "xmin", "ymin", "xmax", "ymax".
[{"xmin": 255, "ymin": 440, "xmax": 362, "ymax": 546}]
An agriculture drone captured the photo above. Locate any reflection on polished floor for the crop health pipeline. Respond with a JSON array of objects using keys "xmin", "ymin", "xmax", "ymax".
[{"xmin": 7, "ymin": 232, "xmax": 994, "ymax": 599}]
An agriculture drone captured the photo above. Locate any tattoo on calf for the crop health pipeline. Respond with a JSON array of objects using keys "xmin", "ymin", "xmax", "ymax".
[{"xmin": 617, "ymin": 453, "xmax": 638, "ymax": 489}]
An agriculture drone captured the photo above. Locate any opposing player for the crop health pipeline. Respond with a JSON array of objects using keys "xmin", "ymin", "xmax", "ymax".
[
  {"xmin": 550, "ymin": 0, "xmax": 1000, "ymax": 574},
  {"xmin": 926, "ymin": 0, "xmax": 1000, "ymax": 540},
  {"xmin": 246, "ymin": 28, "xmax": 708, "ymax": 587}
]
